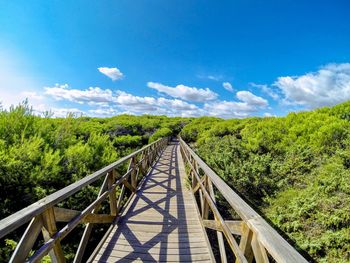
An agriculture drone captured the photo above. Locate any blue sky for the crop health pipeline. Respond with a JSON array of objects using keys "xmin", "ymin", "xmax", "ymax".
[{"xmin": 1, "ymin": 0, "xmax": 350, "ymax": 118}]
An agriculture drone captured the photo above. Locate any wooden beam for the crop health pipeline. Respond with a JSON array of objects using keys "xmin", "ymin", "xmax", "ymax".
[
  {"xmin": 41, "ymin": 207, "xmax": 66, "ymax": 263},
  {"xmin": 251, "ymin": 233, "xmax": 269, "ymax": 263},
  {"xmin": 237, "ymin": 223, "xmax": 254, "ymax": 263},
  {"xmin": 108, "ymin": 170, "xmax": 118, "ymax": 216},
  {"xmin": 73, "ymin": 173, "xmax": 110, "ymax": 263},
  {"xmin": 123, "ymin": 179, "xmax": 136, "ymax": 193},
  {"xmin": 207, "ymin": 177, "xmax": 227, "ymax": 263},
  {"xmin": 202, "ymin": 220, "xmax": 243, "ymax": 236},
  {"xmin": 9, "ymin": 216, "xmax": 43, "ymax": 263}
]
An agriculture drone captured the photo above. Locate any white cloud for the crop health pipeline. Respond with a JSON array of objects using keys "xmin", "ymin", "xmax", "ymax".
[
  {"xmin": 222, "ymin": 82, "xmax": 234, "ymax": 92},
  {"xmin": 204, "ymin": 91, "xmax": 268, "ymax": 119},
  {"xmin": 274, "ymin": 63, "xmax": 350, "ymax": 108},
  {"xmin": 250, "ymin": 83, "xmax": 279, "ymax": 100},
  {"xmin": 114, "ymin": 91, "xmax": 198, "ymax": 114},
  {"xmin": 98, "ymin": 67, "xmax": 123, "ymax": 81},
  {"xmin": 236, "ymin": 91, "xmax": 268, "ymax": 107},
  {"xmin": 204, "ymin": 101, "xmax": 252, "ymax": 118},
  {"xmin": 44, "ymin": 84, "xmax": 200, "ymax": 117},
  {"xmin": 45, "ymin": 84, "xmax": 113, "ymax": 104},
  {"xmin": 147, "ymin": 82, "xmax": 218, "ymax": 102}
]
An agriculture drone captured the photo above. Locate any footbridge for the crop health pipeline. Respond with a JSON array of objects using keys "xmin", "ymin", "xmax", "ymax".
[{"xmin": 0, "ymin": 138, "xmax": 308, "ymax": 262}]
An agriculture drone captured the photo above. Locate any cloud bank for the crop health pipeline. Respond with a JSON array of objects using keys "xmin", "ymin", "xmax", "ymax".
[{"xmin": 275, "ymin": 63, "xmax": 350, "ymax": 107}]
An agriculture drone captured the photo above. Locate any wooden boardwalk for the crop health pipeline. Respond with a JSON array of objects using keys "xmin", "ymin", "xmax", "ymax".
[
  {"xmin": 0, "ymin": 137, "xmax": 308, "ymax": 263},
  {"xmin": 92, "ymin": 141, "xmax": 214, "ymax": 262}
]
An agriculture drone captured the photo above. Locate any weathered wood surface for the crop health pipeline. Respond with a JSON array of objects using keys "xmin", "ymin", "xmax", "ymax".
[{"xmin": 92, "ymin": 141, "xmax": 214, "ymax": 263}]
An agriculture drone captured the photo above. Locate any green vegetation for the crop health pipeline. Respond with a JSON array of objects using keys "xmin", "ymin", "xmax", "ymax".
[
  {"xmin": 180, "ymin": 101, "xmax": 350, "ymax": 262},
  {"xmin": 0, "ymin": 101, "xmax": 190, "ymax": 262},
  {"xmin": 2, "ymin": 100, "xmax": 350, "ymax": 262}
]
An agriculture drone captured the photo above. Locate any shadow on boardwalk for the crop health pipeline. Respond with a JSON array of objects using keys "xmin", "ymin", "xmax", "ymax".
[{"xmin": 93, "ymin": 140, "xmax": 212, "ymax": 262}]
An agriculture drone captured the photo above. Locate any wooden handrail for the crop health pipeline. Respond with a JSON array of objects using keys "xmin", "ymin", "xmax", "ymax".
[
  {"xmin": 0, "ymin": 137, "xmax": 169, "ymax": 263},
  {"xmin": 178, "ymin": 136, "xmax": 308, "ymax": 263}
]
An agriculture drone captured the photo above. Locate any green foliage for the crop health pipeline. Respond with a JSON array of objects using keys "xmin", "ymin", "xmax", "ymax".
[
  {"xmin": 149, "ymin": 127, "xmax": 172, "ymax": 143},
  {"xmin": 182, "ymin": 100, "xmax": 350, "ymax": 262}
]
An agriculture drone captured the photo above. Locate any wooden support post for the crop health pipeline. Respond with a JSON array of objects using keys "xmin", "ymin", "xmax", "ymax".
[
  {"xmin": 207, "ymin": 177, "xmax": 227, "ymax": 263},
  {"xmin": 41, "ymin": 207, "xmax": 66, "ymax": 263},
  {"xmin": 74, "ymin": 173, "xmax": 109, "ymax": 263},
  {"xmin": 9, "ymin": 216, "xmax": 43, "ymax": 263},
  {"xmin": 251, "ymin": 233, "xmax": 269, "ymax": 263},
  {"xmin": 237, "ymin": 223, "xmax": 254, "ymax": 263},
  {"xmin": 191, "ymin": 159, "xmax": 198, "ymax": 189},
  {"xmin": 130, "ymin": 157, "xmax": 137, "ymax": 190},
  {"xmin": 108, "ymin": 170, "xmax": 118, "ymax": 216},
  {"xmin": 117, "ymin": 184, "xmax": 126, "ymax": 209},
  {"xmin": 202, "ymin": 175, "xmax": 210, "ymax": 219}
]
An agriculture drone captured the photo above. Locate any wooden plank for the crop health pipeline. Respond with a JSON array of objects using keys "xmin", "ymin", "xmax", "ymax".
[
  {"xmin": 107, "ymin": 239, "xmax": 208, "ymax": 249},
  {"xmin": 100, "ymin": 245, "xmax": 210, "ymax": 255},
  {"xmin": 96, "ymin": 250, "xmax": 211, "ymax": 262},
  {"xmin": 106, "ymin": 234, "xmax": 207, "ymax": 243}
]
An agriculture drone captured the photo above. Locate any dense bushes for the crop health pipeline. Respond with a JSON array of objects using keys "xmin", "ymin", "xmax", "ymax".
[
  {"xmin": 180, "ymin": 101, "xmax": 350, "ymax": 262},
  {"xmin": 0, "ymin": 102, "xmax": 190, "ymax": 261}
]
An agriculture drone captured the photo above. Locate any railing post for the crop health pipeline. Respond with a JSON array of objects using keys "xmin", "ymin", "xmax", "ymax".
[
  {"xmin": 74, "ymin": 173, "xmax": 109, "ymax": 263},
  {"xmin": 207, "ymin": 177, "xmax": 227, "ymax": 263},
  {"xmin": 108, "ymin": 170, "xmax": 118, "ymax": 216},
  {"xmin": 237, "ymin": 223, "xmax": 254, "ymax": 263},
  {"xmin": 41, "ymin": 207, "xmax": 66, "ymax": 263},
  {"xmin": 202, "ymin": 175, "xmax": 210, "ymax": 220},
  {"xmin": 130, "ymin": 157, "xmax": 137, "ymax": 190},
  {"xmin": 251, "ymin": 233, "xmax": 269, "ymax": 263},
  {"xmin": 9, "ymin": 216, "xmax": 43, "ymax": 263},
  {"xmin": 191, "ymin": 158, "xmax": 198, "ymax": 189}
]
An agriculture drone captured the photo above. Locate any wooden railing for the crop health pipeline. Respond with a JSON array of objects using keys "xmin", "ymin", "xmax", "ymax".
[
  {"xmin": 179, "ymin": 137, "xmax": 308, "ymax": 263},
  {"xmin": 0, "ymin": 137, "xmax": 168, "ymax": 263}
]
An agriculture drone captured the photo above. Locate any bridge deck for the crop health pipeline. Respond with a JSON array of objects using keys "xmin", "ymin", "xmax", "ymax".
[{"xmin": 92, "ymin": 141, "xmax": 214, "ymax": 262}]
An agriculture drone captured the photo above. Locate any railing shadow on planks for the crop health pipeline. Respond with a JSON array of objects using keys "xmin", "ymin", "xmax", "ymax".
[
  {"xmin": 178, "ymin": 136, "xmax": 308, "ymax": 263},
  {"xmin": 0, "ymin": 138, "xmax": 169, "ymax": 263}
]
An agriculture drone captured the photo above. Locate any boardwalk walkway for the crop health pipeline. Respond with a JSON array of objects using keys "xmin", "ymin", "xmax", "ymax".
[{"xmin": 92, "ymin": 141, "xmax": 214, "ymax": 262}]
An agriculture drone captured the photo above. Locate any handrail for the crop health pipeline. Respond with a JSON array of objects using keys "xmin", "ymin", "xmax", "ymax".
[
  {"xmin": 178, "ymin": 136, "xmax": 308, "ymax": 263},
  {"xmin": 0, "ymin": 137, "xmax": 169, "ymax": 263}
]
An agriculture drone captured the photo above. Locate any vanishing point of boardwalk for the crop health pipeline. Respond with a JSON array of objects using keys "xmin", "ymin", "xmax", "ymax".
[{"xmin": 93, "ymin": 141, "xmax": 214, "ymax": 262}]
